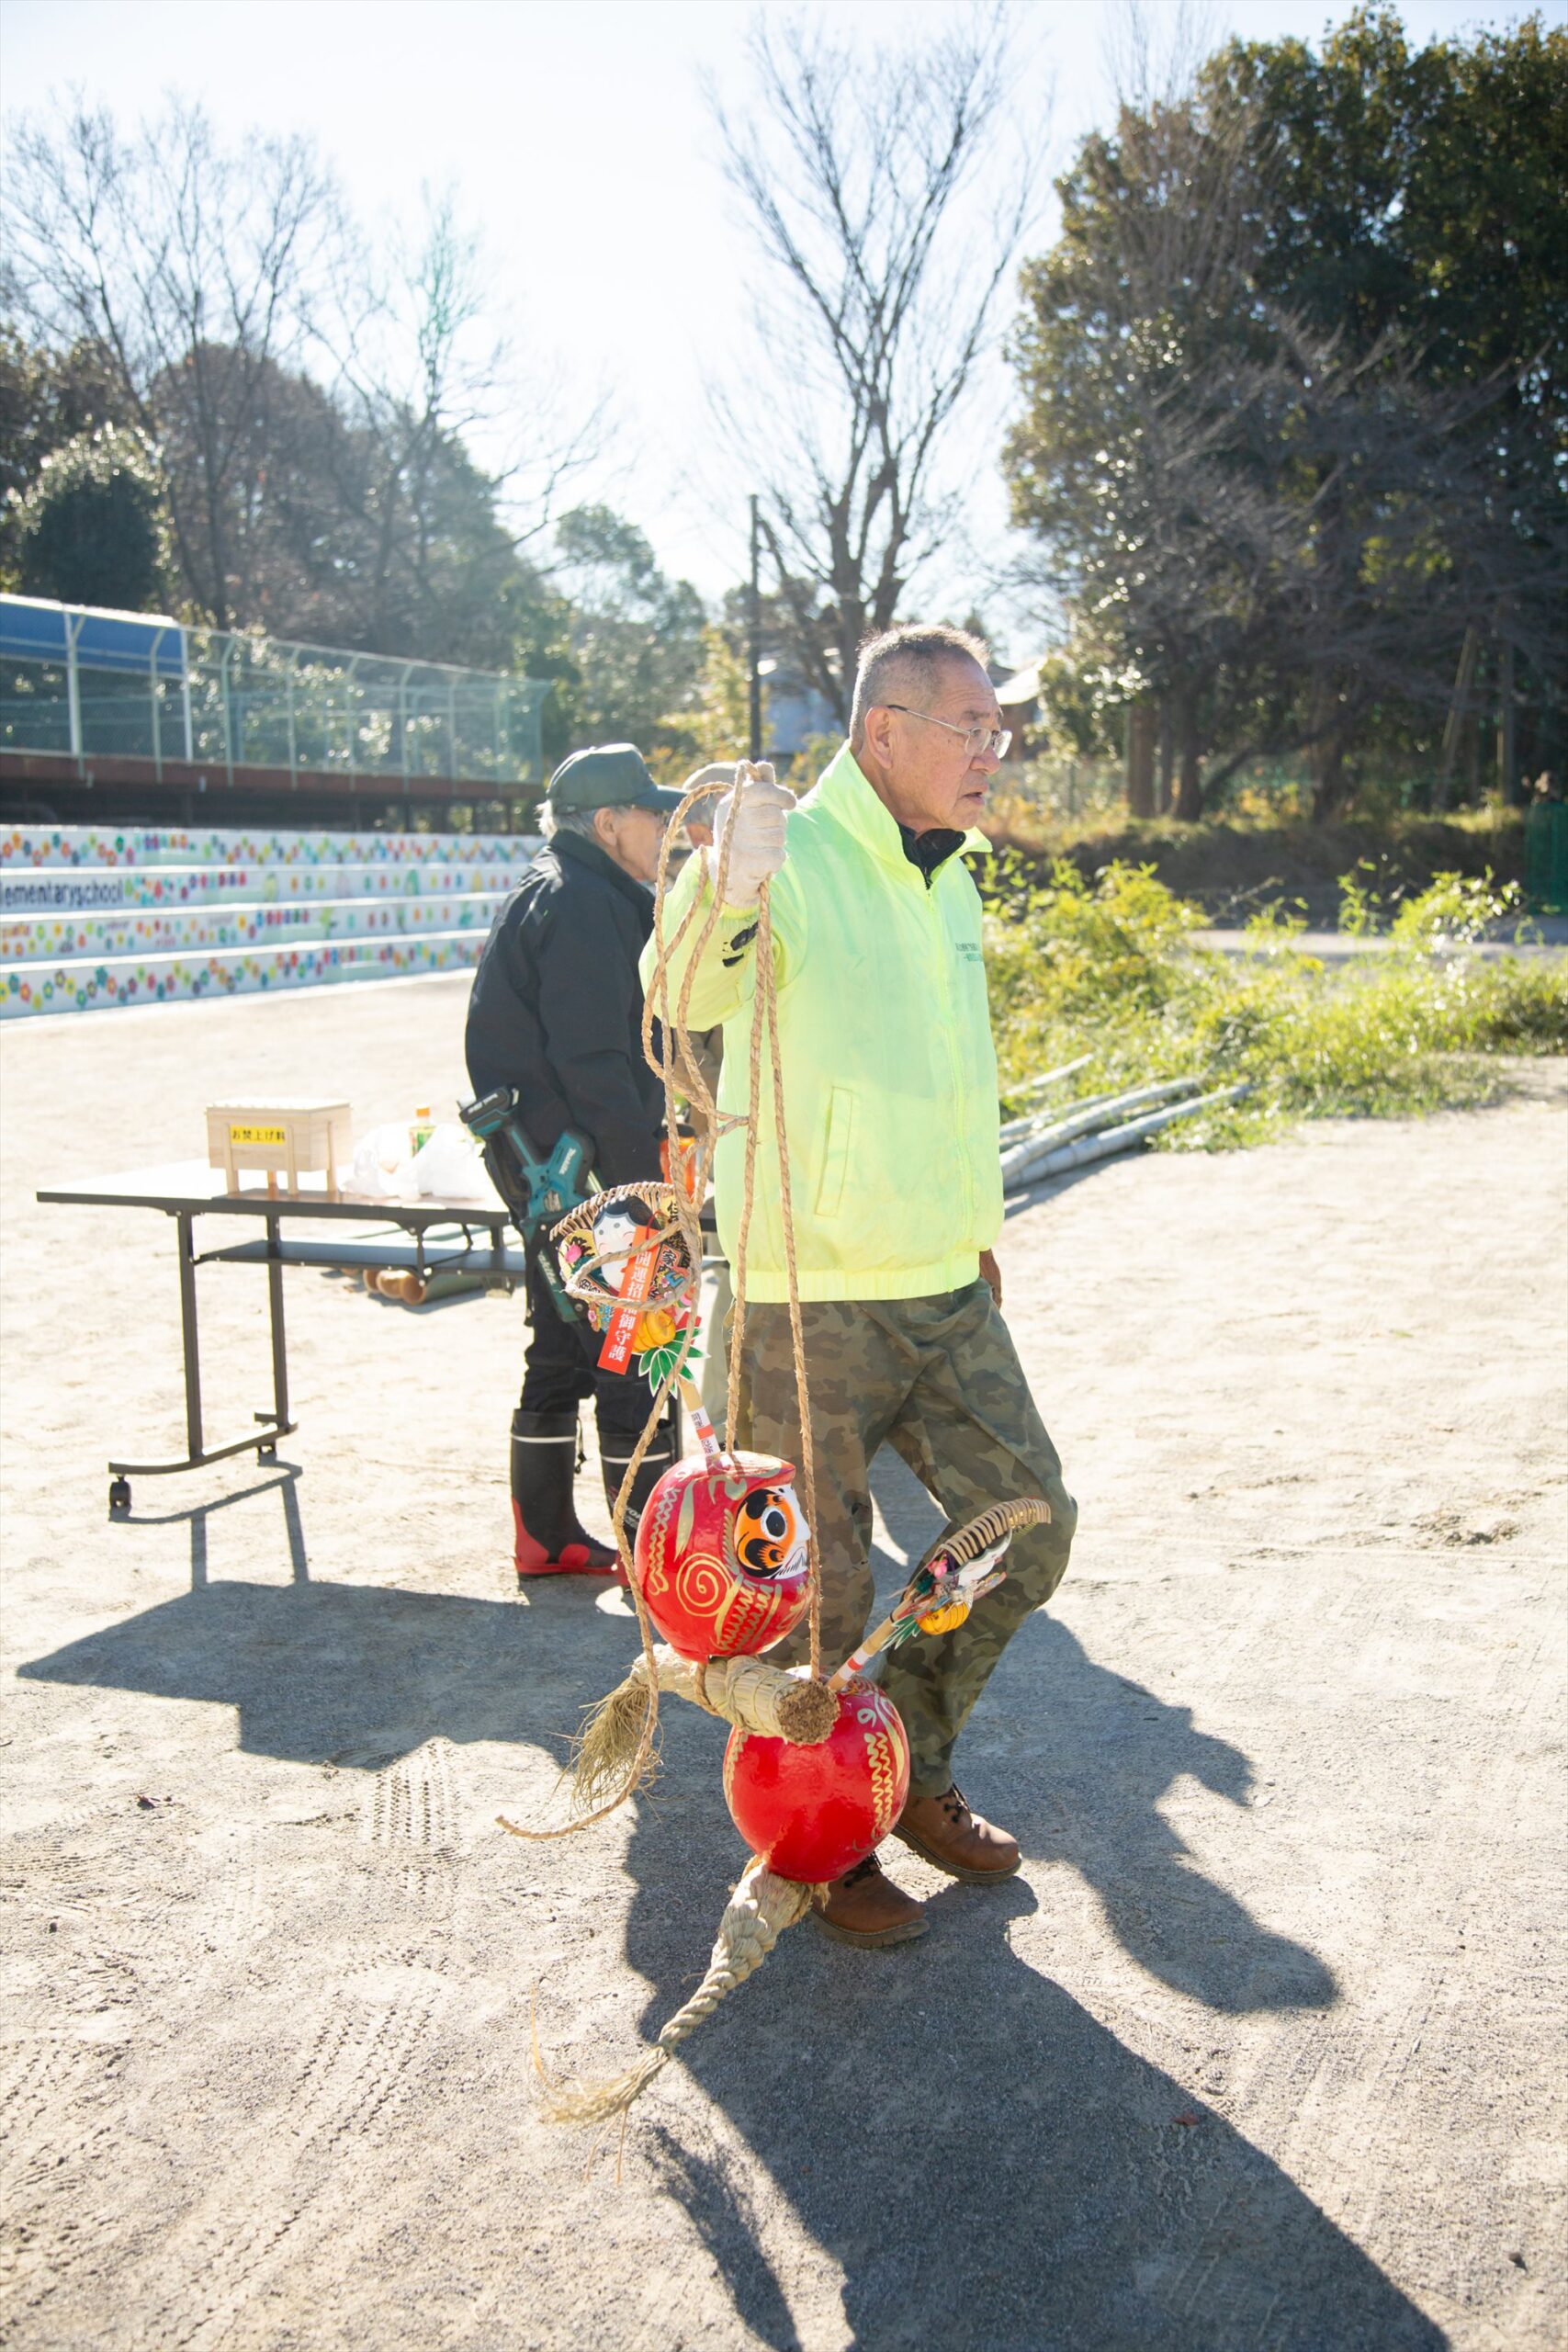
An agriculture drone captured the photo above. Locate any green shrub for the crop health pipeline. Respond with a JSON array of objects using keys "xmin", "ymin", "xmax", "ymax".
[{"xmin": 987, "ymin": 859, "xmax": 1568, "ymax": 1149}]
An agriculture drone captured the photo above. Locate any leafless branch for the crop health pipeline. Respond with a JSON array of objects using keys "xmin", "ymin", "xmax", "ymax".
[
  {"xmin": 3, "ymin": 90, "xmax": 341, "ymax": 627},
  {"xmin": 704, "ymin": 4, "xmax": 1050, "ymax": 719}
]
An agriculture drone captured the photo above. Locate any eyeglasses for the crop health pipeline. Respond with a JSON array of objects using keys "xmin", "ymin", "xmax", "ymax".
[{"xmin": 883, "ymin": 705, "xmax": 1011, "ymax": 762}]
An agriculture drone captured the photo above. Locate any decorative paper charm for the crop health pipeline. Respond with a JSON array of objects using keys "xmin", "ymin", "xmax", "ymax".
[{"xmin": 555, "ymin": 1187, "xmax": 702, "ymax": 1395}]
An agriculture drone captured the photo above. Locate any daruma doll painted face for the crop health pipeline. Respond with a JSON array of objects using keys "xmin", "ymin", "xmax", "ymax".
[
  {"xmin": 632, "ymin": 1452, "xmax": 810, "ymax": 1661},
  {"xmin": 723, "ymin": 1679, "xmax": 910, "ymax": 1883}
]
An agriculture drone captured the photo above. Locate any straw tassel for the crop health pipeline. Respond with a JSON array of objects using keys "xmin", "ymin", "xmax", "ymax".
[
  {"xmin": 535, "ymin": 1857, "xmax": 816, "ymax": 2127},
  {"xmin": 568, "ymin": 1648, "xmax": 836, "ymax": 1815}
]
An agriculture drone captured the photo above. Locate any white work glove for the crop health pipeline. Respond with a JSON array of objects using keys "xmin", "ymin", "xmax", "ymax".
[{"xmin": 707, "ymin": 763, "xmax": 794, "ymax": 908}]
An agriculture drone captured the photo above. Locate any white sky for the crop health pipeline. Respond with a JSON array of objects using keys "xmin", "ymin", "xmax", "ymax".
[{"xmin": 1, "ymin": 0, "xmax": 1548, "ymax": 654}]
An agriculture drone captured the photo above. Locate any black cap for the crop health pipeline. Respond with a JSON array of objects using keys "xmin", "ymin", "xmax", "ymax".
[{"xmin": 546, "ymin": 743, "xmax": 682, "ymax": 815}]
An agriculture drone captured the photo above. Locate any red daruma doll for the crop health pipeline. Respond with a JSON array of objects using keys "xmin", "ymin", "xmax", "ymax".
[
  {"xmin": 723, "ymin": 1678, "xmax": 910, "ymax": 1883},
  {"xmin": 632, "ymin": 1453, "xmax": 811, "ymax": 1662}
]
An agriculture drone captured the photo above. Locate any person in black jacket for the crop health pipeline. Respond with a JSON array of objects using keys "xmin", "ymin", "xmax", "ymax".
[{"xmin": 466, "ymin": 743, "xmax": 682, "ymax": 1577}]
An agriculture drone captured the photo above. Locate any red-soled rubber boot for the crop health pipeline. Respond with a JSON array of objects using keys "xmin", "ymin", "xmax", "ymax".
[{"xmin": 511, "ymin": 1410, "xmax": 617, "ymax": 1580}]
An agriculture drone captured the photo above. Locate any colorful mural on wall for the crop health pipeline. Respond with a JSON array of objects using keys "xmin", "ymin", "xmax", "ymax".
[
  {"xmin": 2, "ymin": 890, "xmax": 509, "ymax": 965},
  {"xmin": 1, "ymin": 862, "xmax": 532, "ymax": 915},
  {"xmin": 1, "ymin": 826, "xmax": 537, "ymax": 1020},
  {"xmin": 1, "ymin": 825, "xmax": 536, "ymax": 868}
]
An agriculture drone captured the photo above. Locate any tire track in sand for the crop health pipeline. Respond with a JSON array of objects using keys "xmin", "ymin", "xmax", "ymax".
[
  {"xmin": 0, "ymin": 2035, "xmax": 131, "ymax": 2345},
  {"xmin": 124, "ymin": 1739, "xmax": 463, "ymax": 2352}
]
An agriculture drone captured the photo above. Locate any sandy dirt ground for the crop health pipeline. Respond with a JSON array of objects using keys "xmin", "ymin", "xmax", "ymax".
[{"xmin": 1, "ymin": 975, "xmax": 1563, "ymax": 2352}]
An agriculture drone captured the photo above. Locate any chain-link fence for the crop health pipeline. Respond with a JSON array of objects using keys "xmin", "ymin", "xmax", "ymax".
[{"xmin": 0, "ymin": 597, "xmax": 549, "ymax": 787}]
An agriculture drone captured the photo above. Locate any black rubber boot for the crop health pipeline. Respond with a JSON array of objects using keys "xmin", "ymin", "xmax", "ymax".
[
  {"xmin": 599, "ymin": 1419, "xmax": 679, "ymax": 1552},
  {"xmin": 510, "ymin": 1409, "xmax": 616, "ymax": 1580}
]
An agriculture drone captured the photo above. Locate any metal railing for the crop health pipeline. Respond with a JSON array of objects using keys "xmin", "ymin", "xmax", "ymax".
[{"xmin": 1, "ymin": 612, "xmax": 548, "ymax": 788}]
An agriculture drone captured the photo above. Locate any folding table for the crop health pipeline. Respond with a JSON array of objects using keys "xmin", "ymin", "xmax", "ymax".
[{"xmin": 37, "ymin": 1163, "xmax": 526, "ymax": 1513}]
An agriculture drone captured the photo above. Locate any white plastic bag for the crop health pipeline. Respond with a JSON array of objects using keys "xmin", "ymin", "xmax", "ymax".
[
  {"xmin": 350, "ymin": 1122, "xmax": 417, "ymax": 1199},
  {"xmin": 411, "ymin": 1121, "xmax": 500, "ymax": 1204}
]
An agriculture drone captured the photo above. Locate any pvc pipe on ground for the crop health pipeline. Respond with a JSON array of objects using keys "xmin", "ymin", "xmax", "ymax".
[
  {"xmin": 998, "ymin": 1077, "xmax": 1202, "ymax": 1185},
  {"xmin": 1004, "ymin": 1083, "xmax": 1252, "ymax": 1189}
]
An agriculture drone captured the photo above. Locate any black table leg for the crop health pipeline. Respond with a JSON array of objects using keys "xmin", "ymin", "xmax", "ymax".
[
  {"xmin": 258, "ymin": 1214, "xmax": 289, "ymax": 1458},
  {"xmin": 177, "ymin": 1208, "xmax": 204, "ymax": 1463},
  {"xmin": 107, "ymin": 1208, "xmax": 299, "ymax": 1513}
]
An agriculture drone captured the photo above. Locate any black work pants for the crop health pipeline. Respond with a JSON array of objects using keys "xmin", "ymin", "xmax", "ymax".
[{"xmin": 518, "ymin": 1258, "xmax": 653, "ymax": 1443}]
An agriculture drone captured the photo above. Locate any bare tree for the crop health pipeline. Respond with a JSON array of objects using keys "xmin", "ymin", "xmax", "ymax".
[
  {"xmin": 4, "ymin": 110, "xmax": 604, "ymax": 662},
  {"xmin": 322, "ymin": 190, "xmax": 607, "ymax": 657},
  {"xmin": 1102, "ymin": 0, "xmax": 1219, "ymax": 121},
  {"xmin": 707, "ymin": 5, "xmax": 1047, "ymax": 722},
  {"xmin": 321, "ymin": 192, "xmax": 504, "ymax": 650},
  {"xmin": 3, "ymin": 94, "xmax": 342, "ymax": 628}
]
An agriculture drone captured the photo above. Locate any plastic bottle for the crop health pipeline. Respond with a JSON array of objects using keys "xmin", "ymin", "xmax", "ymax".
[{"xmin": 410, "ymin": 1103, "xmax": 434, "ymax": 1156}]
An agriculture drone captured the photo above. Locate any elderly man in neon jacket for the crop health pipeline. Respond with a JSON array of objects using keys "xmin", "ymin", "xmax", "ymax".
[{"xmin": 644, "ymin": 621, "xmax": 1077, "ymax": 1950}]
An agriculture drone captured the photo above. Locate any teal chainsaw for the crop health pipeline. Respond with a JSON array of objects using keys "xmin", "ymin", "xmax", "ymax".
[{"xmin": 458, "ymin": 1086, "xmax": 590, "ymax": 1323}]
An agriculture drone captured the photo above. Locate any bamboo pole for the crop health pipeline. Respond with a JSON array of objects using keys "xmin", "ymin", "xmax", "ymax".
[
  {"xmin": 999, "ymin": 1078, "xmax": 1203, "ymax": 1185},
  {"xmin": 998, "ymin": 1056, "xmax": 1094, "ymax": 1114},
  {"xmin": 1009, "ymin": 1083, "xmax": 1252, "ymax": 1185},
  {"xmin": 998, "ymin": 1084, "xmax": 1120, "ymax": 1148}
]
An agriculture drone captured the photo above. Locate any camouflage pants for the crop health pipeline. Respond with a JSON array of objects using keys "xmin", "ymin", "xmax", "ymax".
[{"xmin": 731, "ymin": 1278, "xmax": 1077, "ymax": 1799}]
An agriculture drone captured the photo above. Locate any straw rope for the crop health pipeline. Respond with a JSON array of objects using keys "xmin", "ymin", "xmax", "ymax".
[
  {"xmin": 497, "ymin": 765, "xmax": 826, "ymax": 1842},
  {"xmin": 755, "ymin": 886, "xmax": 822, "ymax": 1677},
  {"xmin": 569, "ymin": 1647, "xmax": 836, "ymax": 1810},
  {"xmin": 535, "ymin": 1858, "xmax": 817, "ymax": 2128},
  {"xmin": 520, "ymin": 793, "xmax": 1059, "ymax": 2137},
  {"xmin": 522, "ymin": 782, "xmax": 842, "ymax": 2132}
]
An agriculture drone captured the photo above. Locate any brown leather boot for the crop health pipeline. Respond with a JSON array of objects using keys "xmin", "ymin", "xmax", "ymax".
[
  {"xmin": 895, "ymin": 1783, "xmax": 1021, "ymax": 1882},
  {"xmin": 812, "ymin": 1852, "xmax": 928, "ymax": 1949}
]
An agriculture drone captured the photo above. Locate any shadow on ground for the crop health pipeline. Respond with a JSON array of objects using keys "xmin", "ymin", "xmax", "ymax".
[
  {"xmin": 617, "ymin": 1634, "xmax": 1428, "ymax": 2350},
  {"xmin": 19, "ymin": 1461, "xmax": 1439, "ymax": 2350},
  {"xmin": 631, "ymin": 1870, "xmax": 1438, "ymax": 2350},
  {"xmin": 18, "ymin": 1463, "xmax": 630, "ymax": 1768}
]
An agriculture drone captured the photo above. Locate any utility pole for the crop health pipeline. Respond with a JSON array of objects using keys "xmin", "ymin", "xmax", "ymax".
[{"xmin": 748, "ymin": 494, "xmax": 762, "ymax": 763}]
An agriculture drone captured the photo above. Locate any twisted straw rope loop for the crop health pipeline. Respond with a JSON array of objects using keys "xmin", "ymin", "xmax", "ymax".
[
  {"xmin": 920, "ymin": 1496, "xmax": 1053, "ymax": 1573},
  {"xmin": 535, "ymin": 1860, "xmax": 814, "ymax": 2128},
  {"xmin": 502, "ymin": 768, "xmax": 825, "ymax": 1839}
]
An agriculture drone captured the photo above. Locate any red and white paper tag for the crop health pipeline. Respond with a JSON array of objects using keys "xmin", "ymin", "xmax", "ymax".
[{"xmin": 596, "ymin": 1226, "xmax": 657, "ymax": 1373}]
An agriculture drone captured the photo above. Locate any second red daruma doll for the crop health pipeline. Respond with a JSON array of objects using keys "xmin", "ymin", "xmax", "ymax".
[
  {"xmin": 632, "ymin": 1453, "xmax": 811, "ymax": 1660},
  {"xmin": 723, "ymin": 1679, "xmax": 911, "ymax": 1883}
]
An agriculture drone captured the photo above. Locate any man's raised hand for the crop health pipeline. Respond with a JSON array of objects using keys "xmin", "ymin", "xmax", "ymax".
[{"xmin": 709, "ymin": 762, "xmax": 795, "ymax": 908}]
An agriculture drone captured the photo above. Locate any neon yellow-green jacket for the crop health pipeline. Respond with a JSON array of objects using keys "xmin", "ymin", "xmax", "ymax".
[{"xmin": 642, "ymin": 741, "xmax": 1001, "ymax": 1302}]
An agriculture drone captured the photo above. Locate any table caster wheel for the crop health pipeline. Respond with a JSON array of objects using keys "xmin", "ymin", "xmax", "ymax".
[{"xmin": 108, "ymin": 1477, "xmax": 131, "ymax": 1516}]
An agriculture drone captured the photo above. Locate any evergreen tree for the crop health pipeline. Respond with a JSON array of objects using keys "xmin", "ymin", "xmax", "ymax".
[
  {"xmin": 1003, "ymin": 9, "xmax": 1568, "ymax": 817},
  {"xmin": 14, "ymin": 424, "xmax": 171, "ymax": 612}
]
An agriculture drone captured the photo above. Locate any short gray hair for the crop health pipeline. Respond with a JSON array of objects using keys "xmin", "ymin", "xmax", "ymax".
[
  {"xmin": 538, "ymin": 800, "xmax": 603, "ymax": 843},
  {"xmin": 850, "ymin": 622, "xmax": 991, "ymax": 742}
]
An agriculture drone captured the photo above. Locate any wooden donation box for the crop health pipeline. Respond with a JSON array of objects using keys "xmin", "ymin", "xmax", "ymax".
[{"xmin": 206, "ymin": 1101, "xmax": 352, "ymax": 1195}]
